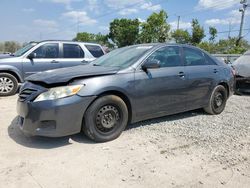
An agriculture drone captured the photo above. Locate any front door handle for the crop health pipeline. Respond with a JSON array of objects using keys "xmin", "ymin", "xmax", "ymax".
[
  {"xmin": 178, "ymin": 72, "xmax": 185, "ymax": 77},
  {"xmin": 214, "ymin": 69, "xmax": 218, "ymax": 73},
  {"xmin": 51, "ymin": 60, "xmax": 59, "ymax": 63}
]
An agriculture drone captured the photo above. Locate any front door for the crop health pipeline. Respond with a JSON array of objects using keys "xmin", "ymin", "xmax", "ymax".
[
  {"xmin": 23, "ymin": 43, "xmax": 61, "ymax": 78},
  {"xmin": 134, "ymin": 46, "xmax": 188, "ymax": 120}
]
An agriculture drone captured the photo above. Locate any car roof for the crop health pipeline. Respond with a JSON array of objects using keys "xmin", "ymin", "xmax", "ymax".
[
  {"xmin": 37, "ymin": 40, "xmax": 102, "ymax": 46},
  {"xmin": 124, "ymin": 43, "xmax": 205, "ymax": 54}
]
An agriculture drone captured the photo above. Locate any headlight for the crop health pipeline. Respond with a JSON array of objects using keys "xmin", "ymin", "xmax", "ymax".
[{"xmin": 34, "ymin": 85, "xmax": 83, "ymax": 102}]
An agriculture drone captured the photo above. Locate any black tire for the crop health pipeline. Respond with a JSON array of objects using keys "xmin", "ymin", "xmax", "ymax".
[
  {"xmin": 83, "ymin": 95, "xmax": 128, "ymax": 142},
  {"xmin": 0, "ymin": 73, "xmax": 18, "ymax": 96},
  {"xmin": 204, "ymin": 85, "xmax": 227, "ymax": 115}
]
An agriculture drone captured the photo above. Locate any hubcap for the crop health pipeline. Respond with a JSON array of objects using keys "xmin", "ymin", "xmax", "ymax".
[
  {"xmin": 96, "ymin": 105, "xmax": 120, "ymax": 133},
  {"xmin": 0, "ymin": 77, "xmax": 14, "ymax": 94},
  {"xmin": 214, "ymin": 92, "xmax": 223, "ymax": 108}
]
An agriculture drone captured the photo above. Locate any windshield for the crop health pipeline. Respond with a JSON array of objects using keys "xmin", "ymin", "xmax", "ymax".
[
  {"xmin": 13, "ymin": 43, "xmax": 37, "ymax": 56},
  {"xmin": 92, "ymin": 45, "xmax": 153, "ymax": 68}
]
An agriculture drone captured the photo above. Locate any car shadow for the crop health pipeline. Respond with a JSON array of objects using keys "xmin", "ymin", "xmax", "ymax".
[
  {"xmin": 8, "ymin": 116, "xmax": 96, "ymax": 149},
  {"xmin": 126, "ymin": 109, "xmax": 204, "ymax": 130},
  {"xmin": 8, "ymin": 109, "xmax": 205, "ymax": 149}
]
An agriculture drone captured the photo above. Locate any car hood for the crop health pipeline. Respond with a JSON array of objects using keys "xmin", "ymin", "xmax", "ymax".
[
  {"xmin": 26, "ymin": 64, "xmax": 120, "ymax": 84},
  {"xmin": 0, "ymin": 54, "xmax": 15, "ymax": 59}
]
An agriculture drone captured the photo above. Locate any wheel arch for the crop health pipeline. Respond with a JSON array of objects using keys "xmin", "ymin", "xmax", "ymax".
[
  {"xmin": 0, "ymin": 69, "xmax": 23, "ymax": 83},
  {"xmin": 218, "ymin": 82, "xmax": 229, "ymax": 98},
  {"xmin": 97, "ymin": 90, "xmax": 133, "ymax": 124}
]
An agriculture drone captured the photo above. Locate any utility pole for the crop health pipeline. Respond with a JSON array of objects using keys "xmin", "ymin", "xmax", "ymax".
[
  {"xmin": 228, "ymin": 21, "xmax": 232, "ymax": 38},
  {"xmin": 177, "ymin": 16, "xmax": 180, "ymax": 30},
  {"xmin": 76, "ymin": 13, "xmax": 79, "ymax": 35},
  {"xmin": 237, "ymin": 0, "xmax": 248, "ymax": 46}
]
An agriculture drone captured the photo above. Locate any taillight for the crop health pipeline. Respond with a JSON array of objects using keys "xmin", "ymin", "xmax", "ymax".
[
  {"xmin": 230, "ymin": 66, "xmax": 237, "ymax": 76},
  {"xmin": 231, "ymin": 69, "xmax": 236, "ymax": 76}
]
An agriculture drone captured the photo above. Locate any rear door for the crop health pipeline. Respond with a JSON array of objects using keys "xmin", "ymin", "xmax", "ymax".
[
  {"xmin": 60, "ymin": 43, "xmax": 88, "ymax": 68},
  {"xmin": 183, "ymin": 47, "xmax": 219, "ymax": 109},
  {"xmin": 134, "ymin": 46, "xmax": 189, "ymax": 119},
  {"xmin": 23, "ymin": 43, "xmax": 62, "ymax": 78}
]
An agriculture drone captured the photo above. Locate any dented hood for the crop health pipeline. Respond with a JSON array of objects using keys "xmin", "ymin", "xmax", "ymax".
[{"xmin": 26, "ymin": 64, "xmax": 120, "ymax": 84}]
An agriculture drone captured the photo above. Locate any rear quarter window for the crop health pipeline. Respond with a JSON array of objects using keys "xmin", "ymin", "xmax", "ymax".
[
  {"xmin": 204, "ymin": 53, "xmax": 217, "ymax": 65},
  {"xmin": 85, "ymin": 45, "xmax": 104, "ymax": 58}
]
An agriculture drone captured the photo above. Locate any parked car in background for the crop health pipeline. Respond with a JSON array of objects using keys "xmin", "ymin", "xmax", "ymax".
[
  {"xmin": 213, "ymin": 54, "xmax": 240, "ymax": 64},
  {"xmin": 0, "ymin": 40, "xmax": 105, "ymax": 96},
  {"xmin": 233, "ymin": 50, "xmax": 250, "ymax": 93},
  {"xmin": 17, "ymin": 43, "xmax": 234, "ymax": 142}
]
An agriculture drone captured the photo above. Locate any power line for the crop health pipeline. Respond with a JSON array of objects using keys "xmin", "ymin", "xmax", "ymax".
[
  {"xmin": 216, "ymin": 28, "xmax": 250, "ymax": 34},
  {"xmin": 237, "ymin": 0, "xmax": 249, "ymax": 45},
  {"xmin": 169, "ymin": 0, "xmax": 240, "ymax": 18},
  {"xmin": 41, "ymin": 0, "xmax": 166, "ymax": 38}
]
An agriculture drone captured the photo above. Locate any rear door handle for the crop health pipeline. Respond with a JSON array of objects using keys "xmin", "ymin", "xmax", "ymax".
[
  {"xmin": 81, "ymin": 60, "xmax": 88, "ymax": 64},
  {"xmin": 214, "ymin": 69, "xmax": 218, "ymax": 73},
  {"xmin": 178, "ymin": 72, "xmax": 185, "ymax": 77},
  {"xmin": 51, "ymin": 60, "xmax": 59, "ymax": 63}
]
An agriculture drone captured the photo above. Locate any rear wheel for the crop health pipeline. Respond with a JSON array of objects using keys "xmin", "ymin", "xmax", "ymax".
[
  {"xmin": 0, "ymin": 73, "xmax": 18, "ymax": 96},
  {"xmin": 204, "ymin": 85, "xmax": 227, "ymax": 115},
  {"xmin": 83, "ymin": 95, "xmax": 128, "ymax": 142}
]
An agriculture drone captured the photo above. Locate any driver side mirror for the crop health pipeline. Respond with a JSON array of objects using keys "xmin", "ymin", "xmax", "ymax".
[
  {"xmin": 27, "ymin": 52, "xmax": 36, "ymax": 60},
  {"xmin": 142, "ymin": 59, "xmax": 160, "ymax": 71}
]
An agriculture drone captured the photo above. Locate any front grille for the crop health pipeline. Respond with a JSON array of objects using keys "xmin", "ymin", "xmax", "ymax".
[{"xmin": 19, "ymin": 88, "xmax": 38, "ymax": 102}]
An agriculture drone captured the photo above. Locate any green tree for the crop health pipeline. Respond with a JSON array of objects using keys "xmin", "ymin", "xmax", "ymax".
[
  {"xmin": 74, "ymin": 32, "xmax": 96, "ymax": 42},
  {"xmin": 140, "ymin": 10, "xmax": 170, "ymax": 43},
  {"xmin": 74, "ymin": 32, "xmax": 113, "ymax": 48},
  {"xmin": 209, "ymin": 26, "xmax": 217, "ymax": 43},
  {"xmin": 109, "ymin": 18, "xmax": 140, "ymax": 47},
  {"xmin": 191, "ymin": 19, "xmax": 205, "ymax": 45},
  {"xmin": 216, "ymin": 37, "xmax": 249, "ymax": 54},
  {"xmin": 198, "ymin": 41, "xmax": 216, "ymax": 54},
  {"xmin": 0, "ymin": 43, "xmax": 4, "ymax": 53},
  {"xmin": 171, "ymin": 29, "xmax": 191, "ymax": 44},
  {"xmin": 3, "ymin": 41, "xmax": 21, "ymax": 53},
  {"xmin": 198, "ymin": 37, "xmax": 249, "ymax": 54}
]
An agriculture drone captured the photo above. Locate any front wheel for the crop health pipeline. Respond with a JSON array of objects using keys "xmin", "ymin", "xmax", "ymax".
[
  {"xmin": 0, "ymin": 73, "xmax": 18, "ymax": 96},
  {"xmin": 204, "ymin": 85, "xmax": 227, "ymax": 115},
  {"xmin": 83, "ymin": 95, "xmax": 128, "ymax": 142}
]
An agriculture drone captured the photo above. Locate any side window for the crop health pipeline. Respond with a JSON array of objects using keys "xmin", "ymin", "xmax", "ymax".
[
  {"xmin": 204, "ymin": 53, "xmax": 217, "ymax": 65},
  {"xmin": 147, "ymin": 46, "xmax": 182, "ymax": 67},
  {"xmin": 183, "ymin": 47, "xmax": 206, "ymax": 66},
  {"xmin": 33, "ymin": 43, "xmax": 59, "ymax": 58},
  {"xmin": 63, "ymin": 44, "xmax": 84, "ymax": 58},
  {"xmin": 85, "ymin": 45, "xmax": 104, "ymax": 58}
]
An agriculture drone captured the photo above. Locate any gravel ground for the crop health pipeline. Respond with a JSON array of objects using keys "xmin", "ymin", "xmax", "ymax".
[{"xmin": 0, "ymin": 94, "xmax": 250, "ymax": 188}]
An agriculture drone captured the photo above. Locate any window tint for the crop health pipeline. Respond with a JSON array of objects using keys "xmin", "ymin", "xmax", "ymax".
[
  {"xmin": 204, "ymin": 53, "xmax": 217, "ymax": 65},
  {"xmin": 33, "ymin": 43, "xmax": 59, "ymax": 58},
  {"xmin": 63, "ymin": 44, "xmax": 84, "ymax": 58},
  {"xmin": 147, "ymin": 46, "xmax": 182, "ymax": 67},
  {"xmin": 183, "ymin": 47, "xmax": 206, "ymax": 66},
  {"xmin": 85, "ymin": 45, "xmax": 104, "ymax": 58}
]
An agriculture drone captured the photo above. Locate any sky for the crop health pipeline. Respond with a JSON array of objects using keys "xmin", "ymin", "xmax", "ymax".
[{"xmin": 0, "ymin": 0, "xmax": 249, "ymax": 43}]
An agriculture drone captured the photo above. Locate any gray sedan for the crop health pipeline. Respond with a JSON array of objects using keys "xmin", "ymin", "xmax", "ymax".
[{"xmin": 17, "ymin": 44, "xmax": 235, "ymax": 142}]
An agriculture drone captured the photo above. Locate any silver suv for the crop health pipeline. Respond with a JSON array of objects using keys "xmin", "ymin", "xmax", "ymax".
[{"xmin": 0, "ymin": 40, "xmax": 105, "ymax": 96}]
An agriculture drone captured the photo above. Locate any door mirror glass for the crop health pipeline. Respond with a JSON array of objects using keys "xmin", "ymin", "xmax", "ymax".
[
  {"xmin": 142, "ymin": 59, "xmax": 160, "ymax": 71},
  {"xmin": 28, "ymin": 52, "xmax": 36, "ymax": 59}
]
